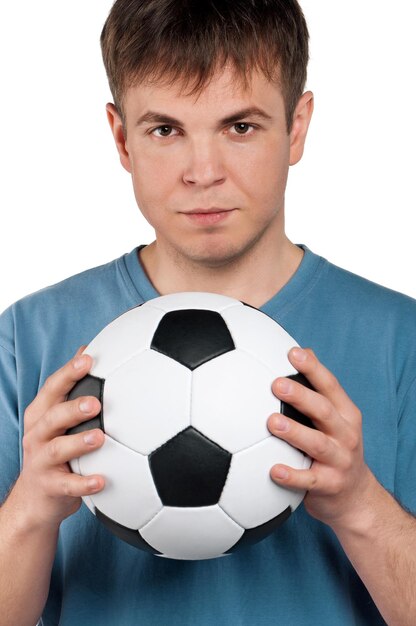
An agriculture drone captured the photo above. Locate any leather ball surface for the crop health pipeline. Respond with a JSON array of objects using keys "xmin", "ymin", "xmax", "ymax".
[{"xmin": 67, "ymin": 292, "xmax": 311, "ymax": 560}]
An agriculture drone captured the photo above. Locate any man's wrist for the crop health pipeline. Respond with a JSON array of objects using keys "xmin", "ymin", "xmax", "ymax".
[
  {"xmin": 3, "ymin": 475, "xmax": 61, "ymax": 538},
  {"xmin": 329, "ymin": 471, "xmax": 397, "ymax": 540}
]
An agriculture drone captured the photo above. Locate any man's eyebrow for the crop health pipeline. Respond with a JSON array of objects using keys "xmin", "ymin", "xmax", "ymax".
[{"xmin": 135, "ymin": 106, "xmax": 273, "ymax": 128}]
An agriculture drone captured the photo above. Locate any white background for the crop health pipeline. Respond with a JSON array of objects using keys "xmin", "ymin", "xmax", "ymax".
[{"xmin": 1, "ymin": 1, "xmax": 415, "ymax": 312}]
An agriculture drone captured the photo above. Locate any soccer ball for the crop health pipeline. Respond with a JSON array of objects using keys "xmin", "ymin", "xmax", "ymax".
[{"xmin": 67, "ymin": 292, "xmax": 312, "ymax": 560}]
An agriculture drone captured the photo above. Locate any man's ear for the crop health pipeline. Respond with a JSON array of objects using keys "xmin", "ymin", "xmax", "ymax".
[
  {"xmin": 289, "ymin": 91, "xmax": 314, "ymax": 166},
  {"xmin": 106, "ymin": 103, "xmax": 132, "ymax": 173}
]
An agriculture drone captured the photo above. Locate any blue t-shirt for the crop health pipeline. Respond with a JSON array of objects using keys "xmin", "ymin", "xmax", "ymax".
[{"xmin": 1, "ymin": 244, "xmax": 415, "ymax": 626}]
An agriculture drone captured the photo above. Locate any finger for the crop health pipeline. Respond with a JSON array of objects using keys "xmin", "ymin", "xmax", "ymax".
[
  {"xmin": 270, "ymin": 462, "xmax": 346, "ymax": 498},
  {"xmin": 267, "ymin": 412, "xmax": 342, "ymax": 465},
  {"xmin": 34, "ymin": 396, "xmax": 102, "ymax": 442},
  {"xmin": 270, "ymin": 464, "xmax": 319, "ymax": 492},
  {"xmin": 45, "ymin": 470, "xmax": 106, "ymax": 498},
  {"xmin": 287, "ymin": 347, "xmax": 361, "ymax": 422},
  {"xmin": 43, "ymin": 429, "xmax": 105, "ymax": 468},
  {"xmin": 25, "ymin": 347, "xmax": 93, "ymax": 430},
  {"xmin": 272, "ymin": 375, "xmax": 350, "ymax": 439}
]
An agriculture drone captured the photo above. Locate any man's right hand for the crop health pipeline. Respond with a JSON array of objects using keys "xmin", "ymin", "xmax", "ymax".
[{"xmin": 17, "ymin": 346, "xmax": 105, "ymax": 529}]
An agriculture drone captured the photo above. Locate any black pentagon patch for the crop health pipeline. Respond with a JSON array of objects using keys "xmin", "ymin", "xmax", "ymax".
[
  {"xmin": 281, "ymin": 373, "xmax": 316, "ymax": 430},
  {"xmin": 151, "ymin": 309, "xmax": 235, "ymax": 370},
  {"xmin": 226, "ymin": 506, "xmax": 292, "ymax": 553},
  {"xmin": 95, "ymin": 508, "xmax": 162, "ymax": 555},
  {"xmin": 66, "ymin": 374, "xmax": 105, "ymax": 435},
  {"xmin": 149, "ymin": 426, "xmax": 232, "ymax": 507}
]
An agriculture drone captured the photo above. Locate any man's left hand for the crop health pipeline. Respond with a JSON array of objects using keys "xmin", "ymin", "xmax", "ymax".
[{"xmin": 268, "ymin": 347, "xmax": 375, "ymax": 529}]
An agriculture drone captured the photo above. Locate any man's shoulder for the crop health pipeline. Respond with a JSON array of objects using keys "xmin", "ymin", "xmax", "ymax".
[
  {"xmin": 321, "ymin": 253, "xmax": 416, "ymax": 321},
  {"xmin": 7, "ymin": 250, "xmax": 137, "ymax": 313},
  {"xmin": 0, "ymin": 249, "xmax": 141, "ymax": 355},
  {"xmin": 23, "ymin": 255, "xmax": 124, "ymax": 305},
  {"xmin": 316, "ymin": 255, "xmax": 416, "ymax": 380}
]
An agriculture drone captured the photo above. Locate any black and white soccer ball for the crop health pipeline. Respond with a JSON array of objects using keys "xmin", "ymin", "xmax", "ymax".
[{"xmin": 67, "ymin": 292, "xmax": 312, "ymax": 560}]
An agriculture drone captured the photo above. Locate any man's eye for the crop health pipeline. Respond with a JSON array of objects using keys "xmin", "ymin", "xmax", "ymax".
[
  {"xmin": 232, "ymin": 122, "xmax": 255, "ymax": 135},
  {"xmin": 151, "ymin": 125, "xmax": 178, "ymax": 137}
]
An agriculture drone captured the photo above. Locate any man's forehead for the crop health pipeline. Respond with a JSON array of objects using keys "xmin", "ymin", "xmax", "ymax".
[
  {"xmin": 134, "ymin": 62, "xmax": 263, "ymax": 98},
  {"xmin": 124, "ymin": 66, "xmax": 282, "ymax": 120}
]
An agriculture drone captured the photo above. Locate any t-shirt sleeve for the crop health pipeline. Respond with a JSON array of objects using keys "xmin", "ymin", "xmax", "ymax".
[
  {"xmin": 395, "ymin": 376, "xmax": 416, "ymax": 514},
  {"xmin": 0, "ymin": 309, "xmax": 20, "ymax": 504}
]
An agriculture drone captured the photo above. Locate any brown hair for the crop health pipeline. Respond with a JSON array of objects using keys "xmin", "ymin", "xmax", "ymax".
[{"xmin": 100, "ymin": 0, "xmax": 309, "ymax": 135}]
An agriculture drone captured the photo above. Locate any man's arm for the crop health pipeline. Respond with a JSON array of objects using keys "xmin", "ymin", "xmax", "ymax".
[
  {"xmin": 268, "ymin": 347, "xmax": 416, "ymax": 626},
  {"xmin": 332, "ymin": 477, "xmax": 416, "ymax": 626},
  {"xmin": 0, "ymin": 348, "xmax": 105, "ymax": 626},
  {"xmin": 0, "ymin": 480, "xmax": 60, "ymax": 626}
]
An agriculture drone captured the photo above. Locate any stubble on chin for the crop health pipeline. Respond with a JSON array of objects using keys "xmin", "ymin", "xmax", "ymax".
[{"xmin": 168, "ymin": 227, "xmax": 270, "ymax": 273}]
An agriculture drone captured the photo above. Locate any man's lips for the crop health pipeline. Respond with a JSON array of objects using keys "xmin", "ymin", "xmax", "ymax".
[
  {"xmin": 181, "ymin": 208, "xmax": 237, "ymax": 225},
  {"xmin": 185, "ymin": 207, "xmax": 236, "ymax": 214}
]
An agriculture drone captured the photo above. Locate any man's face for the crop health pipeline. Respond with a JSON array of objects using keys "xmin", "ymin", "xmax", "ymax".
[{"xmin": 108, "ymin": 64, "xmax": 312, "ymax": 268}]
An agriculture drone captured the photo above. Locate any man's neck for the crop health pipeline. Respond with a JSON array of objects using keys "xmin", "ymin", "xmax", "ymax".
[{"xmin": 138, "ymin": 236, "xmax": 304, "ymax": 309}]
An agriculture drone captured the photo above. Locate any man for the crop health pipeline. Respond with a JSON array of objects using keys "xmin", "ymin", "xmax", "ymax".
[{"xmin": 1, "ymin": 1, "xmax": 415, "ymax": 624}]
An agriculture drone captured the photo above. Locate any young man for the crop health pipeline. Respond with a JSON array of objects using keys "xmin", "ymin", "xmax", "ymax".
[{"xmin": 1, "ymin": 1, "xmax": 415, "ymax": 624}]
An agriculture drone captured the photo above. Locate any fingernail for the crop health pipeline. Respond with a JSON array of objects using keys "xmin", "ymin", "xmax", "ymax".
[
  {"xmin": 276, "ymin": 379, "xmax": 292, "ymax": 394},
  {"xmin": 292, "ymin": 348, "xmax": 307, "ymax": 362},
  {"xmin": 80, "ymin": 399, "xmax": 93, "ymax": 413},
  {"xmin": 273, "ymin": 467, "xmax": 289, "ymax": 480},
  {"xmin": 273, "ymin": 415, "xmax": 289, "ymax": 431},
  {"xmin": 84, "ymin": 432, "xmax": 97, "ymax": 445},
  {"xmin": 74, "ymin": 356, "xmax": 87, "ymax": 370},
  {"xmin": 87, "ymin": 478, "xmax": 99, "ymax": 489}
]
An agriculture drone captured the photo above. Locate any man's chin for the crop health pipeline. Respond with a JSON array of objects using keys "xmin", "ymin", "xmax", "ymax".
[{"xmin": 172, "ymin": 239, "xmax": 255, "ymax": 270}]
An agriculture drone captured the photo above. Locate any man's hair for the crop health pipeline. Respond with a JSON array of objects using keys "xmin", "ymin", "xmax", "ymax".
[{"xmin": 100, "ymin": 0, "xmax": 309, "ymax": 135}]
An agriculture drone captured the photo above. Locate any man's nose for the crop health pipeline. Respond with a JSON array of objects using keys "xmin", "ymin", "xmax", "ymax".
[{"xmin": 182, "ymin": 139, "xmax": 226, "ymax": 187}]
